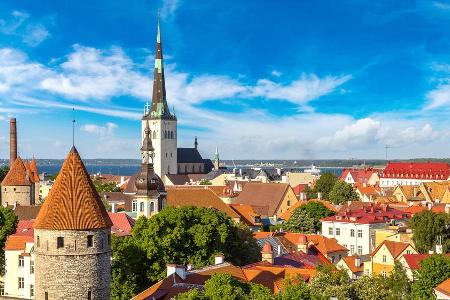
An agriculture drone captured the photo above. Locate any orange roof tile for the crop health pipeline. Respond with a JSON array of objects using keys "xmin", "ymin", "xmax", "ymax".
[
  {"xmin": 5, "ymin": 234, "xmax": 34, "ymax": 251},
  {"xmin": 436, "ymin": 278, "xmax": 450, "ymax": 297},
  {"xmin": 372, "ymin": 240, "xmax": 414, "ymax": 259},
  {"xmin": 2, "ymin": 157, "xmax": 32, "ymax": 186},
  {"xmin": 30, "ymin": 158, "xmax": 40, "ymax": 182},
  {"xmin": 229, "ymin": 203, "xmax": 262, "ymax": 226},
  {"xmin": 34, "ymin": 147, "xmax": 112, "ymax": 230},
  {"xmin": 341, "ymin": 255, "xmax": 364, "ymax": 273},
  {"xmin": 167, "ymin": 188, "xmax": 239, "ymax": 219}
]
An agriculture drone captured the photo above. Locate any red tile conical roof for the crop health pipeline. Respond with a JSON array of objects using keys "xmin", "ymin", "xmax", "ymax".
[
  {"xmin": 34, "ymin": 147, "xmax": 112, "ymax": 230},
  {"xmin": 30, "ymin": 158, "xmax": 40, "ymax": 182},
  {"xmin": 1, "ymin": 157, "xmax": 32, "ymax": 186}
]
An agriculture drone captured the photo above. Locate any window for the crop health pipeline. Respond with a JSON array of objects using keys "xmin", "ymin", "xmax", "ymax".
[
  {"xmin": 0, "ymin": 282, "xmax": 4, "ymax": 296},
  {"xmin": 287, "ymin": 200, "xmax": 291, "ymax": 206},
  {"xmin": 350, "ymin": 245, "xmax": 355, "ymax": 255},
  {"xmin": 382, "ymin": 255, "xmax": 387, "ymax": 263},
  {"xmin": 406, "ymin": 250, "xmax": 412, "ymax": 255},
  {"xmin": 150, "ymin": 201, "xmax": 155, "ymax": 213},
  {"xmin": 328, "ymin": 227, "xmax": 333, "ymax": 235},
  {"xmin": 30, "ymin": 260, "xmax": 34, "ymax": 274},
  {"xmin": 88, "ymin": 290, "xmax": 92, "ymax": 300},
  {"xmin": 37, "ymin": 236, "xmax": 40, "ymax": 247},
  {"xmin": 357, "ymin": 229, "xmax": 363, "ymax": 238},
  {"xmin": 335, "ymin": 228, "xmax": 340, "ymax": 236},
  {"xmin": 152, "ymin": 131, "xmax": 156, "ymax": 139},
  {"xmin": 357, "ymin": 246, "xmax": 362, "ymax": 255},
  {"xmin": 18, "ymin": 277, "xmax": 24, "ymax": 289},
  {"xmin": 30, "ymin": 284, "xmax": 34, "ymax": 297},
  {"xmin": 132, "ymin": 200, "xmax": 137, "ymax": 212},
  {"xmin": 140, "ymin": 202, "xmax": 144, "ymax": 212},
  {"xmin": 382, "ymin": 271, "xmax": 387, "ymax": 278},
  {"xmin": 18, "ymin": 255, "xmax": 24, "ymax": 267},
  {"xmin": 87, "ymin": 235, "xmax": 93, "ymax": 248},
  {"xmin": 170, "ymin": 131, "xmax": 174, "ymax": 139},
  {"xmin": 350, "ymin": 229, "xmax": 355, "ymax": 237},
  {"xmin": 45, "ymin": 292, "xmax": 49, "ymax": 300},
  {"xmin": 57, "ymin": 237, "xmax": 64, "ymax": 249}
]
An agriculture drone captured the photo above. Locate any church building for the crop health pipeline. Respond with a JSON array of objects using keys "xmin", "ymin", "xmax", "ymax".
[{"xmin": 141, "ymin": 17, "xmax": 213, "ymax": 181}]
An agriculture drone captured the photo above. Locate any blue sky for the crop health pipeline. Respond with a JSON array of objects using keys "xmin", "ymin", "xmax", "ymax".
[{"xmin": 0, "ymin": 0, "xmax": 449, "ymax": 159}]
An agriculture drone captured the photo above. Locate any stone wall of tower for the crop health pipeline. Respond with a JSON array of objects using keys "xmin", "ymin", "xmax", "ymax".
[
  {"xmin": 144, "ymin": 118, "xmax": 177, "ymax": 179},
  {"xmin": 34, "ymin": 228, "xmax": 111, "ymax": 300},
  {"xmin": 1, "ymin": 186, "xmax": 32, "ymax": 206}
]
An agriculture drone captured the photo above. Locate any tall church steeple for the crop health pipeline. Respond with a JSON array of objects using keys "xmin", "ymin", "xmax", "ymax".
[
  {"xmin": 141, "ymin": 15, "xmax": 178, "ymax": 180},
  {"xmin": 145, "ymin": 15, "xmax": 175, "ymax": 120}
]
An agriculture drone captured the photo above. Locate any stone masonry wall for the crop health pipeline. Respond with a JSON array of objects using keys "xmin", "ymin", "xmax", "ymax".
[
  {"xmin": 1, "ymin": 186, "xmax": 31, "ymax": 206},
  {"xmin": 34, "ymin": 228, "xmax": 111, "ymax": 300}
]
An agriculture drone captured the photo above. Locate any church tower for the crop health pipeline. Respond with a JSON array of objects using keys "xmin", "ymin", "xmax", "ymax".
[
  {"xmin": 142, "ymin": 16, "xmax": 177, "ymax": 180},
  {"xmin": 135, "ymin": 121, "xmax": 166, "ymax": 218},
  {"xmin": 213, "ymin": 146, "xmax": 220, "ymax": 170},
  {"xmin": 33, "ymin": 147, "xmax": 112, "ymax": 300}
]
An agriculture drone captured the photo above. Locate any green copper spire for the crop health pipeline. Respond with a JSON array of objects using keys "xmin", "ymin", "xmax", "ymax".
[{"xmin": 157, "ymin": 13, "xmax": 161, "ymax": 44}]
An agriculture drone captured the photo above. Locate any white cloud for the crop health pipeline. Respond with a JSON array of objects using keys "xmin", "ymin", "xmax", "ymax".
[
  {"xmin": 82, "ymin": 122, "xmax": 117, "ymax": 137},
  {"xmin": 271, "ymin": 70, "xmax": 282, "ymax": 77},
  {"xmin": 424, "ymin": 84, "xmax": 450, "ymax": 110},
  {"xmin": 0, "ymin": 11, "xmax": 50, "ymax": 46}
]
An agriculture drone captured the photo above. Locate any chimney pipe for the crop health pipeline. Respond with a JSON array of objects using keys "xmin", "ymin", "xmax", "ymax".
[{"xmin": 10, "ymin": 118, "xmax": 17, "ymax": 166}]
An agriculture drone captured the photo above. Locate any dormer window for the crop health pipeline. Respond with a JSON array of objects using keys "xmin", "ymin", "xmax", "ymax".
[{"xmin": 87, "ymin": 235, "xmax": 93, "ymax": 248}]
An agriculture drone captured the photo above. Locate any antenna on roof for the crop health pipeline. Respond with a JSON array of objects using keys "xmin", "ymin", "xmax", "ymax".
[{"xmin": 72, "ymin": 107, "xmax": 76, "ymax": 147}]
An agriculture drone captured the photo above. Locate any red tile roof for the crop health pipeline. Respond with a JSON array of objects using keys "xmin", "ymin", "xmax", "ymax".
[
  {"xmin": 34, "ymin": 147, "xmax": 112, "ymax": 230},
  {"xmin": 2, "ymin": 157, "xmax": 32, "ymax": 186},
  {"xmin": 108, "ymin": 212, "xmax": 135, "ymax": 236},
  {"xmin": 15, "ymin": 220, "xmax": 35, "ymax": 236},
  {"xmin": 401, "ymin": 254, "xmax": 431, "ymax": 270},
  {"xmin": 229, "ymin": 203, "xmax": 262, "ymax": 226},
  {"xmin": 322, "ymin": 203, "xmax": 410, "ymax": 225},
  {"xmin": 341, "ymin": 255, "xmax": 364, "ymax": 273},
  {"xmin": 339, "ymin": 168, "xmax": 379, "ymax": 184},
  {"xmin": 381, "ymin": 162, "xmax": 450, "ymax": 180},
  {"xmin": 30, "ymin": 158, "xmax": 40, "ymax": 182},
  {"xmin": 292, "ymin": 184, "xmax": 307, "ymax": 196}
]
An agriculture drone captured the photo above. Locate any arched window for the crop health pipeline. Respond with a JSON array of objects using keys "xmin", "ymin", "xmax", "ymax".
[
  {"xmin": 152, "ymin": 131, "xmax": 156, "ymax": 139},
  {"xmin": 170, "ymin": 131, "xmax": 174, "ymax": 139},
  {"xmin": 150, "ymin": 202, "xmax": 155, "ymax": 213},
  {"xmin": 140, "ymin": 202, "xmax": 144, "ymax": 212}
]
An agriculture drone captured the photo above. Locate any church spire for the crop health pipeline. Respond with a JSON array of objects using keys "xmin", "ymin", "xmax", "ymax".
[{"xmin": 146, "ymin": 14, "xmax": 174, "ymax": 120}]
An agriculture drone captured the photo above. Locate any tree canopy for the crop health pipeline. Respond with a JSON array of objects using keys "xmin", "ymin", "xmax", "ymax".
[
  {"xmin": 0, "ymin": 165, "xmax": 9, "ymax": 182},
  {"xmin": 328, "ymin": 181, "xmax": 360, "ymax": 205},
  {"xmin": 283, "ymin": 201, "xmax": 335, "ymax": 233},
  {"xmin": 93, "ymin": 180, "xmax": 122, "ymax": 193},
  {"xmin": 111, "ymin": 206, "xmax": 260, "ymax": 298},
  {"xmin": 411, "ymin": 255, "xmax": 450, "ymax": 299},
  {"xmin": 312, "ymin": 173, "xmax": 337, "ymax": 200},
  {"xmin": 0, "ymin": 206, "xmax": 18, "ymax": 276},
  {"xmin": 408, "ymin": 210, "xmax": 450, "ymax": 254}
]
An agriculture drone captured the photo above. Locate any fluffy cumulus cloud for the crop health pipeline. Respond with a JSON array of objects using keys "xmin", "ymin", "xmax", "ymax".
[
  {"xmin": 82, "ymin": 122, "xmax": 117, "ymax": 137},
  {"xmin": 425, "ymin": 84, "xmax": 450, "ymax": 110}
]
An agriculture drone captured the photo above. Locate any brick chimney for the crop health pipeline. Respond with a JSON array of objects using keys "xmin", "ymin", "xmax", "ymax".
[{"xmin": 10, "ymin": 118, "xmax": 17, "ymax": 166}]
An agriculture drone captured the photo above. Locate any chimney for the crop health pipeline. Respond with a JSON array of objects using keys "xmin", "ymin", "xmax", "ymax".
[
  {"xmin": 111, "ymin": 203, "xmax": 117, "ymax": 213},
  {"xmin": 120, "ymin": 176, "xmax": 125, "ymax": 184},
  {"xmin": 355, "ymin": 257, "xmax": 361, "ymax": 268},
  {"xmin": 166, "ymin": 264, "xmax": 186, "ymax": 280},
  {"xmin": 261, "ymin": 242, "xmax": 273, "ymax": 264},
  {"xmin": 13, "ymin": 201, "xmax": 17, "ymax": 210},
  {"xmin": 214, "ymin": 254, "xmax": 224, "ymax": 265},
  {"xmin": 10, "ymin": 118, "xmax": 17, "ymax": 166},
  {"xmin": 317, "ymin": 192, "xmax": 322, "ymax": 200},
  {"xmin": 445, "ymin": 204, "xmax": 450, "ymax": 214},
  {"xmin": 427, "ymin": 202, "xmax": 433, "ymax": 210},
  {"xmin": 300, "ymin": 192, "xmax": 306, "ymax": 201},
  {"xmin": 297, "ymin": 234, "xmax": 308, "ymax": 253}
]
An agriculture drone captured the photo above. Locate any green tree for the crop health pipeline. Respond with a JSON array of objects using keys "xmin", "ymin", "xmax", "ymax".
[
  {"xmin": 283, "ymin": 202, "xmax": 335, "ymax": 233},
  {"xmin": 351, "ymin": 275, "xmax": 388, "ymax": 300},
  {"xmin": 277, "ymin": 276, "xmax": 310, "ymax": 300},
  {"xmin": 328, "ymin": 181, "xmax": 360, "ymax": 205},
  {"xmin": 111, "ymin": 235, "xmax": 151, "ymax": 300},
  {"xmin": 309, "ymin": 265, "xmax": 352, "ymax": 300},
  {"xmin": 411, "ymin": 255, "xmax": 450, "ymax": 299},
  {"xmin": 303, "ymin": 185, "xmax": 317, "ymax": 199},
  {"xmin": 199, "ymin": 179, "xmax": 212, "ymax": 185},
  {"xmin": 132, "ymin": 207, "xmax": 260, "ymax": 282},
  {"xmin": 313, "ymin": 173, "xmax": 337, "ymax": 200},
  {"xmin": 0, "ymin": 206, "xmax": 18, "ymax": 276},
  {"xmin": 175, "ymin": 274, "xmax": 273, "ymax": 300},
  {"xmin": 93, "ymin": 180, "xmax": 122, "ymax": 193},
  {"xmin": 0, "ymin": 165, "xmax": 9, "ymax": 182},
  {"xmin": 408, "ymin": 211, "xmax": 450, "ymax": 254},
  {"xmin": 385, "ymin": 262, "xmax": 411, "ymax": 300}
]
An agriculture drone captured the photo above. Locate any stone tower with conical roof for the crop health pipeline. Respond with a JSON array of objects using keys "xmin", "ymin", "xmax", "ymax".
[
  {"xmin": 33, "ymin": 146, "xmax": 112, "ymax": 300},
  {"xmin": 142, "ymin": 15, "xmax": 177, "ymax": 181},
  {"xmin": 135, "ymin": 121, "xmax": 166, "ymax": 218}
]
